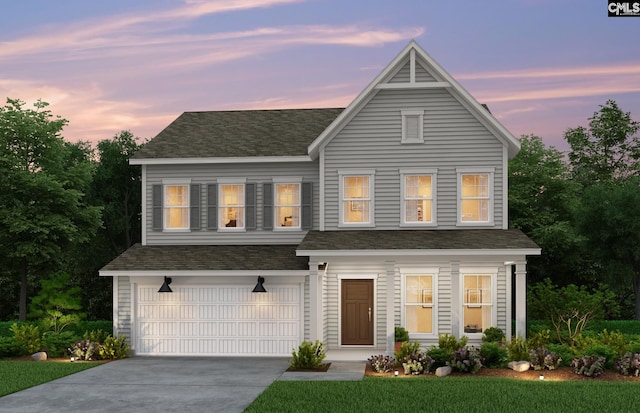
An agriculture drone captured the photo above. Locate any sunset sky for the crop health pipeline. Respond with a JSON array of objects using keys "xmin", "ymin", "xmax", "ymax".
[{"xmin": 2, "ymin": 0, "xmax": 639, "ymax": 151}]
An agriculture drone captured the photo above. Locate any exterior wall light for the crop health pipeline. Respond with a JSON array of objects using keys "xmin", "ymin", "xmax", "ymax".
[
  {"xmin": 158, "ymin": 276, "xmax": 173, "ymax": 293},
  {"xmin": 252, "ymin": 276, "xmax": 267, "ymax": 293}
]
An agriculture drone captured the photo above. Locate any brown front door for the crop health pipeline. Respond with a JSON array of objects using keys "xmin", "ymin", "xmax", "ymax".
[{"xmin": 341, "ymin": 279, "xmax": 374, "ymax": 345}]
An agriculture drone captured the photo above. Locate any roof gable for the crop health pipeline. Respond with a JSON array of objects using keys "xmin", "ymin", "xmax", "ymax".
[
  {"xmin": 132, "ymin": 108, "xmax": 343, "ymax": 161},
  {"xmin": 307, "ymin": 40, "xmax": 521, "ymax": 158}
]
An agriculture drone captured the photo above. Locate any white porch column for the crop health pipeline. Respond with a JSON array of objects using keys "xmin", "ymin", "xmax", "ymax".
[
  {"xmin": 385, "ymin": 261, "xmax": 395, "ymax": 355},
  {"xmin": 504, "ymin": 263, "xmax": 513, "ymax": 340},
  {"xmin": 514, "ymin": 261, "xmax": 527, "ymax": 339},
  {"xmin": 450, "ymin": 261, "xmax": 460, "ymax": 337},
  {"xmin": 308, "ymin": 262, "xmax": 323, "ymax": 342}
]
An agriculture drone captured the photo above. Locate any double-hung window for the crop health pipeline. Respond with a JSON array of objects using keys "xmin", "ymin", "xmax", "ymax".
[
  {"xmin": 401, "ymin": 170, "xmax": 436, "ymax": 225},
  {"xmin": 219, "ymin": 183, "xmax": 245, "ymax": 229},
  {"xmin": 339, "ymin": 171, "xmax": 375, "ymax": 226},
  {"xmin": 275, "ymin": 183, "xmax": 301, "ymax": 228},
  {"xmin": 463, "ymin": 274, "xmax": 493, "ymax": 334},
  {"xmin": 403, "ymin": 272, "xmax": 436, "ymax": 335},
  {"xmin": 457, "ymin": 168, "xmax": 494, "ymax": 225},
  {"xmin": 164, "ymin": 184, "xmax": 189, "ymax": 230}
]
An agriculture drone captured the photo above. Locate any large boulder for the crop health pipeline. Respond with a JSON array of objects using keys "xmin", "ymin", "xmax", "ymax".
[
  {"xmin": 435, "ymin": 366, "xmax": 452, "ymax": 377},
  {"xmin": 31, "ymin": 352, "xmax": 47, "ymax": 361},
  {"xmin": 508, "ymin": 361, "xmax": 531, "ymax": 372}
]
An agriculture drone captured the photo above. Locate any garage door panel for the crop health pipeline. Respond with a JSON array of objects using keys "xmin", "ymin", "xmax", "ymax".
[{"xmin": 137, "ymin": 285, "xmax": 300, "ymax": 356}]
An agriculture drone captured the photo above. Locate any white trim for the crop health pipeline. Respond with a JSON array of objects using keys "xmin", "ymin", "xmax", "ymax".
[
  {"xmin": 130, "ymin": 156, "xmax": 313, "ymax": 165},
  {"xmin": 409, "ymin": 48, "xmax": 416, "ymax": 83},
  {"xmin": 216, "ymin": 177, "xmax": 247, "ymax": 184},
  {"xmin": 337, "ymin": 273, "xmax": 378, "ymax": 280},
  {"xmin": 401, "ymin": 270, "xmax": 439, "ymax": 338},
  {"xmin": 459, "ymin": 271, "xmax": 497, "ymax": 338},
  {"xmin": 163, "ymin": 183, "xmax": 190, "ymax": 231},
  {"xmin": 99, "ymin": 270, "xmax": 309, "ymax": 277},
  {"xmin": 218, "ymin": 182, "xmax": 246, "ymax": 231},
  {"xmin": 400, "ymin": 171, "xmax": 437, "ymax": 226},
  {"xmin": 141, "ymin": 165, "xmax": 147, "ymax": 246},
  {"xmin": 272, "ymin": 176, "xmax": 303, "ymax": 183},
  {"xmin": 338, "ymin": 276, "xmax": 377, "ymax": 348},
  {"xmin": 162, "ymin": 178, "xmax": 192, "ymax": 184},
  {"xmin": 296, "ymin": 248, "xmax": 541, "ymax": 257},
  {"xmin": 502, "ymin": 145, "xmax": 509, "ymax": 229},
  {"xmin": 320, "ymin": 149, "xmax": 325, "ymax": 231},
  {"xmin": 401, "ymin": 109, "xmax": 424, "ymax": 144},
  {"xmin": 457, "ymin": 170, "xmax": 495, "ymax": 226},
  {"xmin": 338, "ymin": 171, "xmax": 375, "ymax": 227},
  {"xmin": 374, "ymin": 82, "xmax": 452, "ymax": 90},
  {"xmin": 337, "ymin": 168, "xmax": 376, "ymax": 176},
  {"xmin": 112, "ymin": 276, "xmax": 118, "ymax": 336},
  {"xmin": 273, "ymin": 182, "xmax": 302, "ymax": 230}
]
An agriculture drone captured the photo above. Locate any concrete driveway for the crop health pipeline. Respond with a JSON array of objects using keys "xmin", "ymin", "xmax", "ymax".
[{"xmin": 0, "ymin": 356, "xmax": 289, "ymax": 413}]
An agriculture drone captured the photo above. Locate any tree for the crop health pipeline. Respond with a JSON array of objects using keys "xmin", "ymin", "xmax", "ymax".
[
  {"xmin": 0, "ymin": 98, "xmax": 101, "ymax": 321},
  {"xmin": 28, "ymin": 273, "xmax": 85, "ymax": 333},
  {"xmin": 508, "ymin": 135, "xmax": 586, "ymax": 285},
  {"xmin": 565, "ymin": 100, "xmax": 640, "ymax": 184},
  {"xmin": 576, "ymin": 178, "xmax": 640, "ymax": 319}
]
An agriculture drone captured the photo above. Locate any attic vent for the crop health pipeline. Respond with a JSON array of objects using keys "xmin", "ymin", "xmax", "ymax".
[{"xmin": 401, "ymin": 110, "xmax": 424, "ymax": 144}]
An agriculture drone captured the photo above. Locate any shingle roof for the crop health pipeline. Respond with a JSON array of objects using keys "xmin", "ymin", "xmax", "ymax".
[
  {"xmin": 132, "ymin": 108, "xmax": 344, "ymax": 159},
  {"xmin": 297, "ymin": 229, "xmax": 540, "ymax": 251},
  {"xmin": 101, "ymin": 244, "xmax": 308, "ymax": 272}
]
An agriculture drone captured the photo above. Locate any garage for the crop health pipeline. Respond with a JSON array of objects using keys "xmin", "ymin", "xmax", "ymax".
[{"xmin": 135, "ymin": 284, "xmax": 301, "ymax": 356}]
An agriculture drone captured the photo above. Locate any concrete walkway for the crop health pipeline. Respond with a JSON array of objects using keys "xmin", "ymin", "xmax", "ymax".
[{"xmin": 0, "ymin": 357, "xmax": 366, "ymax": 413}]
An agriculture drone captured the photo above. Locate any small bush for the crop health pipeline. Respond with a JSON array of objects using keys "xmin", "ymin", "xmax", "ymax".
[
  {"xmin": 527, "ymin": 329, "xmax": 551, "ymax": 349},
  {"xmin": 548, "ymin": 343, "xmax": 574, "ymax": 367},
  {"xmin": 394, "ymin": 341, "xmax": 420, "ymax": 361},
  {"xmin": 480, "ymin": 342, "xmax": 508, "ymax": 368},
  {"xmin": 627, "ymin": 341, "xmax": 640, "ymax": 354},
  {"xmin": 10, "ymin": 323, "xmax": 41, "ymax": 354},
  {"xmin": 572, "ymin": 355, "xmax": 605, "ymax": 377},
  {"xmin": 597, "ymin": 329, "xmax": 628, "ymax": 356},
  {"xmin": 394, "ymin": 326, "xmax": 409, "ymax": 342},
  {"xmin": 506, "ymin": 336, "xmax": 528, "ymax": 361},
  {"xmin": 529, "ymin": 347, "xmax": 561, "ymax": 370},
  {"xmin": 426, "ymin": 347, "xmax": 452, "ymax": 369},
  {"xmin": 98, "ymin": 335, "xmax": 130, "ymax": 360},
  {"xmin": 68, "ymin": 339, "xmax": 100, "ymax": 361},
  {"xmin": 290, "ymin": 340, "xmax": 326, "ymax": 369},
  {"xmin": 42, "ymin": 331, "xmax": 79, "ymax": 358},
  {"xmin": 0, "ymin": 337, "xmax": 27, "ymax": 358},
  {"xmin": 401, "ymin": 352, "xmax": 434, "ymax": 375},
  {"xmin": 582, "ymin": 344, "xmax": 617, "ymax": 370},
  {"xmin": 83, "ymin": 329, "xmax": 110, "ymax": 344},
  {"xmin": 438, "ymin": 333, "xmax": 468, "ymax": 353},
  {"xmin": 616, "ymin": 352, "xmax": 640, "ymax": 377},
  {"xmin": 451, "ymin": 347, "xmax": 482, "ymax": 374},
  {"xmin": 368, "ymin": 354, "xmax": 395, "ymax": 373},
  {"xmin": 482, "ymin": 327, "xmax": 505, "ymax": 343}
]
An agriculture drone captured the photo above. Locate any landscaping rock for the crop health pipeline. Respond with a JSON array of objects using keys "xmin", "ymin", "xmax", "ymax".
[
  {"xmin": 31, "ymin": 352, "xmax": 47, "ymax": 361},
  {"xmin": 435, "ymin": 366, "xmax": 452, "ymax": 377},
  {"xmin": 508, "ymin": 361, "xmax": 531, "ymax": 372}
]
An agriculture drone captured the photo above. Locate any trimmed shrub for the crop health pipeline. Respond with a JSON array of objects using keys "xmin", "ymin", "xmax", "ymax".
[
  {"xmin": 506, "ymin": 336, "xmax": 528, "ymax": 361},
  {"xmin": 401, "ymin": 352, "xmax": 434, "ymax": 375},
  {"xmin": 597, "ymin": 329, "xmax": 628, "ymax": 356},
  {"xmin": 10, "ymin": 323, "xmax": 41, "ymax": 354},
  {"xmin": 527, "ymin": 329, "xmax": 551, "ymax": 349},
  {"xmin": 98, "ymin": 335, "xmax": 130, "ymax": 360},
  {"xmin": 394, "ymin": 326, "xmax": 409, "ymax": 342},
  {"xmin": 426, "ymin": 347, "xmax": 452, "ymax": 369},
  {"xmin": 482, "ymin": 327, "xmax": 505, "ymax": 343},
  {"xmin": 582, "ymin": 344, "xmax": 617, "ymax": 370},
  {"xmin": 368, "ymin": 354, "xmax": 395, "ymax": 373},
  {"xmin": 290, "ymin": 340, "xmax": 326, "ymax": 369},
  {"xmin": 480, "ymin": 342, "xmax": 508, "ymax": 368},
  {"xmin": 616, "ymin": 352, "xmax": 640, "ymax": 377},
  {"xmin": 82, "ymin": 329, "xmax": 110, "ymax": 344},
  {"xmin": 0, "ymin": 337, "xmax": 27, "ymax": 358},
  {"xmin": 451, "ymin": 347, "xmax": 482, "ymax": 374},
  {"xmin": 394, "ymin": 341, "xmax": 421, "ymax": 362},
  {"xmin": 438, "ymin": 333, "xmax": 468, "ymax": 353},
  {"xmin": 548, "ymin": 343, "xmax": 574, "ymax": 367},
  {"xmin": 42, "ymin": 331, "xmax": 79, "ymax": 358},
  {"xmin": 572, "ymin": 355, "xmax": 605, "ymax": 377}
]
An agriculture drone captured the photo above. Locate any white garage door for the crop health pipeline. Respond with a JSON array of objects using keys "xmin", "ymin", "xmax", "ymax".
[{"xmin": 136, "ymin": 284, "xmax": 300, "ymax": 356}]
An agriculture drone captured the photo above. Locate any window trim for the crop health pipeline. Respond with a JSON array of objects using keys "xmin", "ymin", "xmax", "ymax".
[
  {"xmin": 273, "ymin": 181, "xmax": 302, "ymax": 231},
  {"xmin": 338, "ymin": 169, "xmax": 375, "ymax": 227},
  {"xmin": 162, "ymin": 179, "xmax": 191, "ymax": 232},
  {"xmin": 401, "ymin": 109, "xmax": 424, "ymax": 144},
  {"xmin": 460, "ymin": 269, "xmax": 497, "ymax": 337},
  {"xmin": 400, "ymin": 168, "xmax": 437, "ymax": 227},
  {"xmin": 456, "ymin": 168, "xmax": 495, "ymax": 226},
  {"xmin": 217, "ymin": 178, "xmax": 247, "ymax": 232},
  {"xmin": 401, "ymin": 267, "xmax": 439, "ymax": 338}
]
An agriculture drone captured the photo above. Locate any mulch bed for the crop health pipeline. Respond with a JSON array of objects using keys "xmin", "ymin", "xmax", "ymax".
[{"xmin": 365, "ymin": 363, "xmax": 640, "ymax": 382}]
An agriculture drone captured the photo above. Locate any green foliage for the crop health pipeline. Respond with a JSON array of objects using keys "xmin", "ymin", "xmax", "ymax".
[
  {"xmin": 10, "ymin": 323, "xmax": 41, "ymax": 354},
  {"xmin": 451, "ymin": 347, "xmax": 482, "ymax": 373},
  {"xmin": 529, "ymin": 347, "xmax": 562, "ymax": 370},
  {"xmin": 480, "ymin": 342, "xmax": 508, "ymax": 368},
  {"xmin": 548, "ymin": 344, "xmax": 574, "ymax": 367},
  {"xmin": 0, "ymin": 337, "xmax": 27, "ymax": 358},
  {"xmin": 528, "ymin": 279, "xmax": 617, "ymax": 345},
  {"xmin": 401, "ymin": 352, "xmax": 434, "ymax": 375},
  {"xmin": 527, "ymin": 329, "xmax": 551, "ymax": 349},
  {"xmin": 437, "ymin": 333, "xmax": 468, "ymax": 353},
  {"xmin": 597, "ymin": 329, "xmax": 628, "ymax": 356},
  {"xmin": 98, "ymin": 335, "xmax": 130, "ymax": 360},
  {"xmin": 28, "ymin": 273, "xmax": 85, "ymax": 333},
  {"xmin": 571, "ymin": 355, "xmax": 606, "ymax": 377},
  {"xmin": 290, "ymin": 340, "xmax": 326, "ymax": 370},
  {"xmin": 41, "ymin": 331, "xmax": 79, "ymax": 358},
  {"xmin": 394, "ymin": 326, "xmax": 409, "ymax": 342},
  {"xmin": 482, "ymin": 327, "xmax": 505, "ymax": 343},
  {"xmin": 581, "ymin": 345, "xmax": 617, "ymax": 370},
  {"xmin": 68, "ymin": 339, "xmax": 99, "ymax": 361},
  {"xmin": 616, "ymin": 352, "xmax": 640, "ymax": 376},
  {"xmin": 394, "ymin": 341, "xmax": 421, "ymax": 361},
  {"xmin": 426, "ymin": 347, "xmax": 452, "ymax": 369},
  {"xmin": 82, "ymin": 329, "xmax": 109, "ymax": 344},
  {"xmin": 506, "ymin": 336, "xmax": 529, "ymax": 361},
  {"xmin": 587, "ymin": 320, "xmax": 640, "ymax": 335},
  {"xmin": 368, "ymin": 354, "xmax": 395, "ymax": 373}
]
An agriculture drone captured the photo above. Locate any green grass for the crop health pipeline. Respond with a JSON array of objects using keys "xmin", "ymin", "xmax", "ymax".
[
  {"xmin": 0, "ymin": 361, "xmax": 99, "ymax": 397},
  {"xmin": 246, "ymin": 376, "xmax": 640, "ymax": 413}
]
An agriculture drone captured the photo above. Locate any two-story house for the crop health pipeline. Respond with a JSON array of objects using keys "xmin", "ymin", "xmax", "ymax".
[{"xmin": 100, "ymin": 41, "xmax": 540, "ymax": 359}]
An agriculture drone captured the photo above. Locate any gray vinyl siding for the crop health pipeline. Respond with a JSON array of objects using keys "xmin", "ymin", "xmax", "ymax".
[
  {"xmin": 322, "ymin": 88, "xmax": 505, "ymax": 230},
  {"xmin": 145, "ymin": 161, "xmax": 319, "ymax": 245},
  {"xmin": 116, "ymin": 276, "xmax": 132, "ymax": 344},
  {"xmin": 387, "ymin": 60, "xmax": 438, "ymax": 83}
]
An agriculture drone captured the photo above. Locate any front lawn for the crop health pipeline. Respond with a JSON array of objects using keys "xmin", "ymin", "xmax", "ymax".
[
  {"xmin": 246, "ymin": 376, "xmax": 639, "ymax": 413},
  {"xmin": 0, "ymin": 361, "xmax": 99, "ymax": 397}
]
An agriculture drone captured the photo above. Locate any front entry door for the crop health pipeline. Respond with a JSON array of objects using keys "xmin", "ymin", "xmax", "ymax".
[{"xmin": 341, "ymin": 279, "xmax": 374, "ymax": 345}]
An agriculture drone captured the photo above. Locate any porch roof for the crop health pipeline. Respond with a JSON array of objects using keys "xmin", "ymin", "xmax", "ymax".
[
  {"xmin": 100, "ymin": 244, "xmax": 308, "ymax": 273},
  {"xmin": 297, "ymin": 229, "xmax": 540, "ymax": 253}
]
